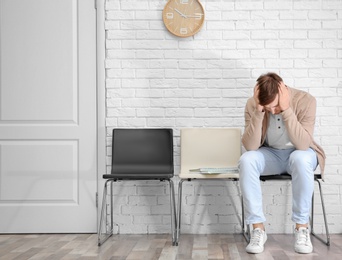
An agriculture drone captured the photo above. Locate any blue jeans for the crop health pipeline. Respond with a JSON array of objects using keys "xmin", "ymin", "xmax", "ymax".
[{"xmin": 239, "ymin": 147, "xmax": 318, "ymax": 225}]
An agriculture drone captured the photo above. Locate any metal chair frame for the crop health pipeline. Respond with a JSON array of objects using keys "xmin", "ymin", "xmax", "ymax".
[
  {"xmin": 98, "ymin": 178, "xmax": 177, "ymax": 246},
  {"xmin": 98, "ymin": 128, "xmax": 177, "ymax": 246},
  {"xmin": 177, "ymin": 177, "xmax": 241, "ymax": 245},
  {"xmin": 176, "ymin": 128, "xmax": 243, "ymax": 245},
  {"xmin": 241, "ymin": 173, "xmax": 330, "ymax": 246}
]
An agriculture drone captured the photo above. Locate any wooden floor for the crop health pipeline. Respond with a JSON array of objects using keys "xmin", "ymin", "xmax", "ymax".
[{"xmin": 0, "ymin": 233, "xmax": 341, "ymax": 260}]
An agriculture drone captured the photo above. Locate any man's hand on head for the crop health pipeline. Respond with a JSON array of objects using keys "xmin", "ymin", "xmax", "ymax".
[
  {"xmin": 278, "ymin": 82, "xmax": 290, "ymax": 112},
  {"xmin": 253, "ymin": 84, "xmax": 265, "ymax": 112}
]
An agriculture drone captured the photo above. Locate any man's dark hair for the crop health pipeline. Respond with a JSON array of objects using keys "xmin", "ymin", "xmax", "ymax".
[{"xmin": 257, "ymin": 72, "xmax": 283, "ymax": 106}]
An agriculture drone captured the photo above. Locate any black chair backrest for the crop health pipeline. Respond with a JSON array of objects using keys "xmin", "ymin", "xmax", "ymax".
[{"xmin": 111, "ymin": 129, "xmax": 174, "ymax": 178}]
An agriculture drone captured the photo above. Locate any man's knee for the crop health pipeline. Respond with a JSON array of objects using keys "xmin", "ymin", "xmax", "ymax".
[
  {"xmin": 239, "ymin": 151, "xmax": 262, "ymax": 171},
  {"xmin": 289, "ymin": 150, "xmax": 316, "ymax": 170}
]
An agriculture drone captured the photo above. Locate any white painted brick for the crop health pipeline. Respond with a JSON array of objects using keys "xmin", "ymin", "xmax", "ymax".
[
  {"xmin": 136, "ymin": 69, "xmax": 164, "ymax": 78},
  {"xmin": 107, "ymin": 108, "xmax": 135, "ymax": 118},
  {"xmin": 205, "ymin": 11, "xmax": 222, "ymax": 21},
  {"xmin": 294, "ymin": 59, "xmax": 322, "ymax": 68},
  {"xmin": 235, "ymin": 2, "xmax": 263, "ymax": 10},
  {"xmin": 106, "ymin": 11, "xmax": 134, "ymax": 20},
  {"xmin": 309, "ymin": 49, "xmax": 337, "ymax": 58},
  {"xmin": 207, "ymin": 21, "xmax": 235, "ymax": 30},
  {"xmin": 128, "ymin": 195, "xmax": 157, "ymax": 206},
  {"xmin": 251, "ymin": 30, "xmax": 278, "ymax": 39},
  {"xmin": 308, "ymin": 11, "xmax": 338, "ymax": 20},
  {"xmin": 294, "ymin": 40, "xmax": 322, "ymax": 49},
  {"xmin": 251, "ymin": 49, "xmax": 279, "ymax": 59},
  {"xmin": 179, "ymin": 79, "xmax": 207, "ymax": 89},
  {"xmin": 309, "ymin": 68, "xmax": 337, "ymax": 78},
  {"xmin": 107, "ymin": 69, "xmax": 135, "ymax": 78},
  {"xmin": 223, "ymin": 31, "xmax": 250, "ymax": 40},
  {"xmin": 194, "ymin": 69, "xmax": 222, "ymax": 79},
  {"xmin": 280, "ymin": 10, "xmax": 308, "ymax": 20},
  {"xmin": 135, "ymin": 89, "xmax": 163, "ymax": 98},
  {"xmin": 121, "ymin": 21, "xmax": 149, "ymax": 30},
  {"xmin": 222, "ymin": 11, "xmax": 250, "ymax": 20},
  {"xmin": 294, "ymin": 20, "xmax": 321, "ymax": 29},
  {"xmin": 264, "ymin": 1, "xmax": 292, "ymax": 10},
  {"xmin": 150, "ymin": 79, "xmax": 178, "ymax": 89},
  {"xmin": 118, "ymin": 118, "xmax": 146, "ymax": 127},
  {"xmin": 265, "ymin": 20, "xmax": 293, "ymax": 29},
  {"xmin": 280, "ymin": 49, "xmax": 308, "ymax": 58},
  {"xmin": 105, "ymin": 1, "xmax": 119, "ymax": 10},
  {"xmin": 178, "ymin": 60, "xmax": 206, "ymax": 69},
  {"xmin": 266, "ymin": 59, "xmax": 293, "ymax": 68},
  {"xmin": 150, "ymin": 98, "xmax": 179, "ymax": 108},
  {"xmin": 280, "ymin": 30, "xmax": 307, "ymax": 39},
  {"xmin": 294, "ymin": 1, "xmax": 321, "ymax": 10},
  {"xmin": 323, "ymin": 39, "xmax": 342, "ymax": 48},
  {"xmin": 136, "ymin": 30, "xmax": 165, "ymax": 40},
  {"xmin": 165, "ymin": 69, "xmax": 193, "ymax": 79},
  {"xmin": 193, "ymin": 89, "xmax": 222, "ymax": 98},
  {"xmin": 107, "ymin": 30, "xmax": 135, "ymax": 40},
  {"xmin": 147, "ymin": 118, "xmax": 175, "ymax": 127},
  {"xmin": 309, "ymin": 30, "xmax": 337, "ymax": 39},
  {"xmin": 208, "ymin": 40, "xmax": 236, "ymax": 50},
  {"xmin": 222, "ymin": 50, "xmax": 250, "ymax": 59},
  {"xmin": 208, "ymin": 60, "xmax": 236, "ymax": 69},
  {"xmin": 323, "ymin": 20, "xmax": 342, "ymax": 29},
  {"xmin": 107, "ymin": 50, "xmax": 135, "ymax": 59},
  {"xmin": 222, "ymin": 69, "xmax": 251, "ymax": 78},
  {"xmin": 323, "ymin": 59, "xmax": 342, "ymax": 68},
  {"xmin": 121, "ymin": 1, "xmax": 148, "ymax": 10},
  {"xmin": 265, "ymin": 40, "xmax": 293, "ymax": 49},
  {"xmin": 166, "ymin": 108, "xmax": 193, "ymax": 117},
  {"xmin": 251, "ymin": 11, "xmax": 279, "ymax": 19},
  {"xmin": 123, "ymin": 40, "xmax": 177, "ymax": 49},
  {"xmin": 137, "ymin": 108, "xmax": 165, "ymax": 117},
  {"xmin": 121, "ymin": 60, "xmax": 149, "ymax": 69},
  {"xmin": 179, "ymin": 40, "xmax": 209, "ymax": 50},
  {"xmin": 236, "ymin": 21, "xmax": 264, "ymax": 30},
  {"xmin": 136, "ymin": 50, "xmax": 164, "ymax": 59},
  {"xmin": 207, "ymin": 2, "xmax": 234, "ymax": 11},
  {"xmin": 105, "ymin": 21, "xmax": 120, "ymax": 30}
]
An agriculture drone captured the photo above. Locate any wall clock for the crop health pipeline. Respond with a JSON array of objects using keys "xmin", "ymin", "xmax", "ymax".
[{"xmin": 162, "ymin": 0, "xmax": 205, "ymax": 38}]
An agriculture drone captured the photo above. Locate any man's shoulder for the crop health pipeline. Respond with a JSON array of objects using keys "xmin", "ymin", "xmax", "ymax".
[{"xmin": 290, "ymin": 87, "xmax": 315, "ymax": 102}]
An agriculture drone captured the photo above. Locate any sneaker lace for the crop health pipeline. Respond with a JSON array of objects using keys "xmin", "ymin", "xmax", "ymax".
[
  {"xmin": 297, "ymin": 229, "xmax": 310, "ymax": 245},
  {"xmin": 250, "ymin": 229, "xmax": 263, "ymax": 246}
]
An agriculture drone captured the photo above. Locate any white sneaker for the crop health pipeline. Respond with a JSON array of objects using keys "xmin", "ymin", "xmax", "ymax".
[
  {"xmin": 246, "ymin": 228, "xmax": 267, "ymax": 254},
  {"xmin": 294, "ymin": 227, "xmax": 313, "ymax": 254}
]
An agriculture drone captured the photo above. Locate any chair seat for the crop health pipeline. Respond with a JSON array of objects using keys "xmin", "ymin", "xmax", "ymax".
[
  {"xmin": 179, "ymin": 172, "xmax": 239, "ymax": 179},
  {"xmin": 103, "ymin": 173, "xmax": 173, "ymax": 180},
  {"xmin": 260, "ymin": 173, "xmax": 322, "ymax": 181}
]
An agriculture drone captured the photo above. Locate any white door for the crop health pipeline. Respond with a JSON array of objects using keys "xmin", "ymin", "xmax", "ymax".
[{"xmin": 0, "ymin": 0, "xmax": 97, "ymax": 232}]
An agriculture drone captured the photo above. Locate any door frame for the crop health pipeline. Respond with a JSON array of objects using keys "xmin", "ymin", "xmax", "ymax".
[{"xmin": 96, "ymin": 0, "xmax": 106, "ymax": 229}]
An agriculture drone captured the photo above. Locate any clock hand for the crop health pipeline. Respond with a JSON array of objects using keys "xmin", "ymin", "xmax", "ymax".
[
  {"xmin": 174, "ymin": 8, "xmax": 188, "ymax": 18},
  {"xmin": 187, "ymin": 13, "xmax": 204, "ymax": 19}
]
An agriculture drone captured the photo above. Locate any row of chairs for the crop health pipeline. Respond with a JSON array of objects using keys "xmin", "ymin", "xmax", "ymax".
[{"xmin": 98, "ymin": 128, "xmax": 330, "ymax": 247}]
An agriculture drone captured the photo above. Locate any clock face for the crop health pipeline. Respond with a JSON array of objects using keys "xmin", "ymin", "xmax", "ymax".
[{"xmin": 162, "ymin": 0, "xmax": 205, "ymax": 38}]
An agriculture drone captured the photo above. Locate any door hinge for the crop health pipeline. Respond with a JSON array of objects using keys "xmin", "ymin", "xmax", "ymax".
[{"xmin": 96, "ymin": 192, "xmax": 98, "ymax": 208}]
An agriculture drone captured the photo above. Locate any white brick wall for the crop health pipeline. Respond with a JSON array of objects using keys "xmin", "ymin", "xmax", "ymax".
[{"xmin": 104, "ymin": 0, "xmax": 342, "ymax": 234}]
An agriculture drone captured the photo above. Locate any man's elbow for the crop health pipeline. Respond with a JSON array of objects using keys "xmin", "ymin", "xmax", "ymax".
[{"xmin": 242, "ymin": 139, "xmax": 260, "ymax": 151}]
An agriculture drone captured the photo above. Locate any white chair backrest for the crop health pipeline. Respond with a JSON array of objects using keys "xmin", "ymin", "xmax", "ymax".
[{"xmin": 180, "ymin": 128, "xmax": 241, "ymax": 175}]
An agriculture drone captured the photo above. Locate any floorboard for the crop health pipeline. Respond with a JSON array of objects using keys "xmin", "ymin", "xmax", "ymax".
[{"xmin": 0, "ymin": 233, "xmax": 341, "ymax": 260}]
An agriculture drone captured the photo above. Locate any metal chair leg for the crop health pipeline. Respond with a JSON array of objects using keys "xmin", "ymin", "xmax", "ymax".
[
  {"xmin": 168, "ymin": 179, "xmax": 177, "ymax": 246},
  {"xmin": 98, "ymin": 179, "xmax": 114, "ymax": 246},
  {"xmin": 311, "ymin": 179, "xmax": 330, "ymax": 246},
  {"xmin": 241, "ymin": 196, "xmax": 250, "ymax": 242},
  {"xmin": 176, "ymin": 179, "xmax": 184, "ymax": 245}
]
